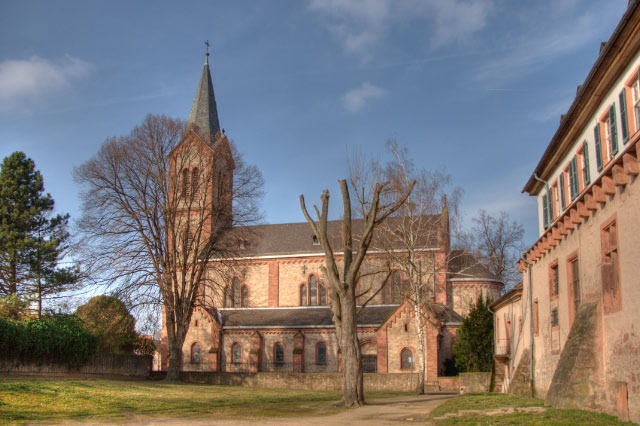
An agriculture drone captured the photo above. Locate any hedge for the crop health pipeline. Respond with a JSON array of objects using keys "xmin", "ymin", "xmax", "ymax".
[{"xmin": 0, "ymin": 314, "xmax": 97, "ymax": 367}]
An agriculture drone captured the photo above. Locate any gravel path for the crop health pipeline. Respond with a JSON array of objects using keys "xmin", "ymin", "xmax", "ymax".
[{"xmin": 45, "ymin": 393, "xmax": 455, "ymax": 426}]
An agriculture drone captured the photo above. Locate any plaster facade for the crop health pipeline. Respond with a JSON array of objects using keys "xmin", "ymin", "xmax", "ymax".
[{"xmin": 503, "ymin": 3, "xmax": 640, "ymax": 422}]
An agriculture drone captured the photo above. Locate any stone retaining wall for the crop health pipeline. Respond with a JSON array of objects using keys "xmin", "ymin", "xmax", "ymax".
[
  {"xmin": 0, "ymin": 354, "xmax": 152, "ymax": 377},
  {"xmin": 458, "ymin": 372, "xmax": 492, "ymax": 394},
  {"xmin": 160, "ymin": 371, "xmax": 460, "ymax": 393},
  {"xmin": 164, "ymin": 371, "xmax": 459, "ymax": 392}
]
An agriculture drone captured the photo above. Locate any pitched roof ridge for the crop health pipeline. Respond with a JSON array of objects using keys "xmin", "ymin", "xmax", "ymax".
[{"xmin": 238, "ymin": 214, "xmax": 441, "ymax": 229}]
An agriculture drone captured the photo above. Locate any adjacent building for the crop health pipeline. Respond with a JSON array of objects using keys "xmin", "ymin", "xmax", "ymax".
[{"xmin": 493, "ymin": 1, "xmax": 640, "ymax": 422}]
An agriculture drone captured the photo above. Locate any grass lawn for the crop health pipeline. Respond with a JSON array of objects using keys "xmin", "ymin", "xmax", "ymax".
[
  {"xmin": 0, "ymin": 375, "xmax": 405, "ymax": 425},
  {"xmin": 429, "ymin": 393, "xmax": 635, "ymax": 425}
]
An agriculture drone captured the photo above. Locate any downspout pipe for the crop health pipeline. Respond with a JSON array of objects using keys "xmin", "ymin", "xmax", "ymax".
[
  {"xmin": 535, "ymin": 173, "xmax": 552, "ymax": 229},
  {"xmin": 521, "ymin": 255, "xmax": 535, "ymax": 398}
]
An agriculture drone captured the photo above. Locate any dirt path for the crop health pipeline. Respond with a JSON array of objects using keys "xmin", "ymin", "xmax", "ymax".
[{"xmin": 53, "ymin": 393, "xmax": 454, "ymax": 426}]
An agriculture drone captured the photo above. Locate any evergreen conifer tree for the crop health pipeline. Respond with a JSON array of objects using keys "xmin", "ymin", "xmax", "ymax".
[
  {"xmin": 0, "ymin": 152, "xmax": 79, "ymax": 316},
  {"xmin": 453, "ymin": 296, "xmax": 494, "ymax": 372}
]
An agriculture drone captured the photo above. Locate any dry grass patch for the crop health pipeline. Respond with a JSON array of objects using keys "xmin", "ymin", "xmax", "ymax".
[
  {"xmin": 429, "ymin": 393, "xmax": 634, "ymax": 425},
  {"xmin": 0, "ymin": 376, "xmax": 405, "ymax": 425}
]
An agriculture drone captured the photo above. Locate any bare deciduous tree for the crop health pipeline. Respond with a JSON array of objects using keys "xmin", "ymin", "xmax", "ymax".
[
  {"xmin": 459, "ymin": 210, "xmax": 525, "ymax": 291},
  {"xmin": 74, "ymin": 114, "xmax": 263, "ymax": 381},
  {"xmin": 300, "ymin": 169, "xmax": 414, "ymax": 406},
  {"xmin": 377, "ymin": 140, "xmax": 463, "ymax": 394}
]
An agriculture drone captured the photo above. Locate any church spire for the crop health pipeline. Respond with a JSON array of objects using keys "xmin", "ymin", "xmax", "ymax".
[{"xmin": 187, "ymin": 41, "xmax": 221, "ymax": 143}]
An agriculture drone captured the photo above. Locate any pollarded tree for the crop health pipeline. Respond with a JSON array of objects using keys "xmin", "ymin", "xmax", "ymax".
[
  {"xmin": 75, "ymin": 114, "xmax": 264, "ymax": 380},
  {"xmin": 453, "ymin": 296, "xmax": 494, "ymax": 372},
  {"xmin": 0, "ymin": 152, "xmax": 79, "ymax": 313},
  {"xmin": 300, "ymin": 173, "xmax": 414, "ymax": 406}
]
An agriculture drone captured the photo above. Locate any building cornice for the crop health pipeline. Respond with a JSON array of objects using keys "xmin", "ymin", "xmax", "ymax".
[{"xmin": 519, "ymin": 136, "xmax": 639, "ymax": 268}]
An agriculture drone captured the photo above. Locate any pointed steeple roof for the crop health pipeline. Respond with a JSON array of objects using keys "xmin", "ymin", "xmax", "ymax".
[{"xmin": 187, "ymin": 48, "xmax": 221, "ymax": 143}]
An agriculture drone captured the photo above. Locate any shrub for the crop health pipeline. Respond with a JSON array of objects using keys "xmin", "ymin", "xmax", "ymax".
[
  {"xmin": 0, "ymin": 314, "xmax": 97, "ymax": 367},
  {"xmin": 0, "ymin": 294, "xmax": 31, "ymax": 320},
  {"xmin": 75, "ymin": 296, "xmax": 138, "ymax": 354},
  {"xmin": 133, "ymin": 335, "xmax": 156, "ymax": 356}
]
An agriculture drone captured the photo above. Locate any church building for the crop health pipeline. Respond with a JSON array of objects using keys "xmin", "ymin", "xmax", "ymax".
[{"xmin": 160, "ymin": 52, "xmax": 502, "ymax": 381}]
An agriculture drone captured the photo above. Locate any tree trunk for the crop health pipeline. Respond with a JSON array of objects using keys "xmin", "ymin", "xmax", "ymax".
[
  {"xmin": 164, "ymin": 313, "xmax": 185, "ymax": 382},
  {"xmin": 9, "ymin": 260, "xmax": 17, "ymax": 294},
  {"xmin": 37, "ymin": 276, "xmax": 42, "ymax": 318},
  {"xmin": 166, "ymin": 344, "xmax": 182, "ymax": 381},
  {"xmin": 413, "ymin": 300, "xmax": 426, "ymax": 394},
  {"xmin": 337, "ymin": 296, "xmax": 364, "ymax": 406}
]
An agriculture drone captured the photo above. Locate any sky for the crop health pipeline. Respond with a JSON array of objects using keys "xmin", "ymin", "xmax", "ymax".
[{"xmin": 0, "ymin": 0, "xmax": 630, "ymax": 248}]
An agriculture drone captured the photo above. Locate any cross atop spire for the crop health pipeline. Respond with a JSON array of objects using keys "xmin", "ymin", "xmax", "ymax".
[{"xmin": 187, "ymin": 45, "xmax": 221, "ymax": 143}]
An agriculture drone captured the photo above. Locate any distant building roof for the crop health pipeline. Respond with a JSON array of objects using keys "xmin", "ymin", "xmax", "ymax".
[
  {"xmin": 448, "ymin": 250, "xmax": 502, "ymax": 282},
  {"xmin": 219, "ymin": 302, "xmax": 463, "ymax": 329},
  {"xmin": 216, "ymin": 215, "xmax": 441, "ymax": 258},
  {"xmin": 489, "ymin": 284, "xmax": 523, "ymax": 312},
  {"xmin": 219, "ymin": 305, "xmax": 399, "ymax": 328}
]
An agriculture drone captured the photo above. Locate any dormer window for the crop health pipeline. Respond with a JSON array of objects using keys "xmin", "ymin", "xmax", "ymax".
[
  {"xmin": 312, "ymin": 235, "xmax": 319, "ymax": 245},
  {"xmin": 239, "ymin": 241, "xmax": 245, "ymax": 250}
]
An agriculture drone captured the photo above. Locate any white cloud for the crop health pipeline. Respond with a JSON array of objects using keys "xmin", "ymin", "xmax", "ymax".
[
  {"xmin": 475, "ymin": 1, "xmax": 626, "ymax": 88},
  {"xmin": 309, "ymin": 0, "xmax": 492, "ymax": 57},
  {"xmin": 0, "ymin": 55, "xmax": 91, "ymax": 110},
  {"xmin": 424, "ymin": 0, "xmax": 493, "ymax": 49},
  {"xmin": 476, "ymin": 13, "xmax": 597, "ymax": 86},
  {"xmin": 342, "ymin": 82, "xmax": 387, "ymax": 112}
]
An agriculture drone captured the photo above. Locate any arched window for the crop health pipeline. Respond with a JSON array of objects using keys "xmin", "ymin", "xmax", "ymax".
[
  {"xmin": 317, "ymin": 342, "xmax": 327, "ymax": 365},
  {"xmin": 401, "ymin": 348, "xmax": 413, "ymax": 370},
  {"xmin": 182, "ymin": 168, "xmax": 190, "ymax": 198},
  {"xmin": 309, "ymin": 275, "xmax": 318, "ymax": 306},
  {"xmin": 191, "ymin": 342, "xmax": 201, "ymax": 364},
  {"xmin": 232, "ymin": 277, "xmax": 241, "ymax": 307},
  {"xmin": 241, "ymin": 286, "xmax": 248, "ymax": 307},
  {"xmin": 232, "ymin": 343, "xmax": 242, "ymax": 364},
  {"xmin": 274, "ymin": 343, "xmax": 284, "ymax": 366},
  {"xmin": 191, "ymin": 168, "xmax": 199, "ymax": 198},
  {"xmin": 383, "ymin": 280, "xmax": 390, "ymax": 304},
  {"xmin": 224, "ymin": 286, "xmax": 232, "ymax": 307},
  {"xmin": 300, "ymin": 284, "xmax": 307, "ymax": 306},
  {"xmin": 200, "ymin": 274, "xmax": 207, "ymax": 304},
  {"xmin": 319, "ymin": 284, "xmax": 327, "ymax": 305},
  {"xmin": 217, "ymin": 172, "xmax": 226, "ymax": 200},
  {"xmin": 392, "ymin": 271, "xmax": 403, "ymax": 304},
  {"xmin": 183, "ymin": 229, "xmax": 193, "ymax": 250}
]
